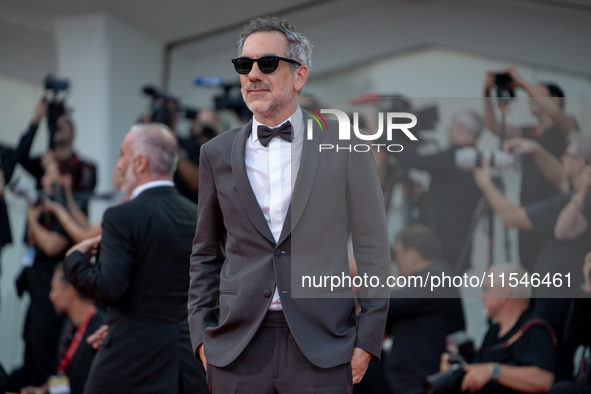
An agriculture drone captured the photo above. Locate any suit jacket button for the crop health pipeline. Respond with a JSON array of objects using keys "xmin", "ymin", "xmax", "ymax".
[
  {"xmin": 274, "ymin": 249, "xmax": 282, "ymax": 256},
  {"xmin": 263, "ymin": 289, "xmax": 272, "ymax": 297}
]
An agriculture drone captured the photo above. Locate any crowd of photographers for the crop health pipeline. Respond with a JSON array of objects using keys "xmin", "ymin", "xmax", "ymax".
[{"xmin": 0, "ymin": 66, "xmax": 590, "ymax": 394}]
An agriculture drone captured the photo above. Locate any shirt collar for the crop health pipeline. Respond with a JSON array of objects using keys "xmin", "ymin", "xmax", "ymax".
[
  {"xmin": 251, "ymin": 106, "xmax": 303, "ymax": 145},
  {"xmin": 130, "ymin": 180, "xmax": 175, "ymax": 200}
]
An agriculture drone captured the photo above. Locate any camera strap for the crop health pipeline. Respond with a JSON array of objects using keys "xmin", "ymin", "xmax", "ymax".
[
  {"xmin": 57, "ymin": 304, "xmax": 96, "ymax": 375},
  {"xmin": 478, "ymin": 318, "xmax": 557, "ymax": 354}
]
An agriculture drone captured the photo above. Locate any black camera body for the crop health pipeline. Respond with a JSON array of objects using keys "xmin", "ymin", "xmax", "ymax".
[
  {"xmin": 424, "ymin": 331, "xmax": 476, "ymax": 394},
  {"xmin": 44, "ymin": 74, "xmax": 70, "ymax": 92},
  {"xmin": 44, "ymin": 74, "xmax": 71, "ymax": 150},
  {"xmin": 494, "ymin": 72, "xmax": 515, "ymax": 100},
  {"xmin": 142, "ymin": 86, "xmax": 197, "ymax": 129}
]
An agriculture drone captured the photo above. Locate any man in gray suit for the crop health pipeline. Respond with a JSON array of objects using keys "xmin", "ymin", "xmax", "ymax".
[{"xmin": 188, "ymin": 17, "xmax": 391, "ymax": 393}]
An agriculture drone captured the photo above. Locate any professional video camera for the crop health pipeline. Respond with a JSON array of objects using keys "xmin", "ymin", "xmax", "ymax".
[
  {"xmin": 424, "ymin": 331, "xmax": 476, "ymax": 394},
  {"xmin": 43, "ymin": 74, "xmax": 70, "ymax": 150},
  {"xmin": 142, "ymin": 86, "xmax": 198, "ymax": 129},
  {"xmin": 194, "ymin": 76, "xmax": 252, "ymax": 122}
]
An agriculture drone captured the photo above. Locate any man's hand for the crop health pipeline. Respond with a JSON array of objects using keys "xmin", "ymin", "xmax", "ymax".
[
  {"xmin": 484, "ymin": 71, "xmax": 496, "ymax": 93},
  {"xmin": 87, "ymin": 324, "xmax": 109, "ymax": 350},
  {"xmin": 66, "ymin": 235, "xmax": 101, "ymax": 260},
  {"xmin": 26, "ymin": 204, "xmax": 44, "ymax": 225},
  {"xmin": 197, "ymin": 344, "xmax": 207, "ymax": 372},
  {"xmin": 351, "ymin": 347, "xmax": 371, "ymax": 385},
  {"xmin": 461, "ymin": 363, "xmax": 493, "ymax": 393},
  {"xmin": 504, "ymin": 66, "xmax": 525, "ymax": 90},
  {"xmin": 20, "ymin": 385, "xmax": 47, "ymax": 394},
  {"xmin": 42, "ymin": 197, "xmax": 67, "ymax": 217},
  {"xmin": 583, "ymin": 251, "xmax": 591, "ymax": 293},
  {"xmin": 473, "ymin": 156, "xmax": 492, "ymax": 187},
  {"xmin": 439, "ymin": 352, "xmax": 452, "ymax": 373},
  {"xmin": 503, "ymin": 138, "xmax": 540, "ymax": 156}
]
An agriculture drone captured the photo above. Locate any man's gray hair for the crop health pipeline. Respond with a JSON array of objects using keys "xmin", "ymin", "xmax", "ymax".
[
  {"xmin": 453, "ymin": 110, "xmax": 484, "ymax": 140},
  {"xmin": 237, "ymin": 16, "xmax": 313, "ymax": 70},
  {"xmin": 572, "ymin": 132, "xmax": 591, "ymax": 163},
  {"xmin": 130, "ymin": 123, "xmax": 178, "ymax": 176},
  {"xmin": 490, "ymin": 263, "xmax": 532, "ymax": 299}
]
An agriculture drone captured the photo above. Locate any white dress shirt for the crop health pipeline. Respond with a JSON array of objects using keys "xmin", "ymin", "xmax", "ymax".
[{"xmin": 245, "ymin": 106, "xmax": 304, "ymax": 310}]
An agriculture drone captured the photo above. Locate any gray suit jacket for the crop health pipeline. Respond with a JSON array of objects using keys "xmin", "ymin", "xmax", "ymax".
[{"xmin": 188, "ymin": 114, "xmax": 390, "ymax": 368}]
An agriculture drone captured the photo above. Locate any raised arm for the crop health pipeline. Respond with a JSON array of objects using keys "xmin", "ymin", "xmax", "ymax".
[
  {"xmin": 554, "ymin": 166, "xmax": 591, "ymax": 240},
  {"xmin": 473, "ymin": 159, "xmax": 532, "ymax": 230},
  {"xmin": 504, "ymin": 137, "xmax": 568, "ymax": 193}
]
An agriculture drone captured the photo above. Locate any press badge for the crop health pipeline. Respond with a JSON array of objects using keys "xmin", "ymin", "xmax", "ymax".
[
  {"xmin": 48, "ymin": 375, "xmax": 71, "ymax": 394},
  {"xmin": 21, "ymin": 247, "xmax": 35, "ymax": 267}
]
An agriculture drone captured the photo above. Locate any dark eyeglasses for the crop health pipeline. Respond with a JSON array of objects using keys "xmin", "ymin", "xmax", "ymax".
[{"xmin": 231, "ymin": 56, "xmax": 301, "ymax": 75}]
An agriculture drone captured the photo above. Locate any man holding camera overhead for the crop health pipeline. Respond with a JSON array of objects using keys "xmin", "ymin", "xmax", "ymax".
[{"xmin": 483, "ymin": 67, "xmax": 578, "ymax": 273}]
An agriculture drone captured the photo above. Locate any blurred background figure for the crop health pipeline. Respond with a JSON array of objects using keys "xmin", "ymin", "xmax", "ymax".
[
  {"xmin": 19, "ymin": 263, "xmax": 107, "ymax": 394},
  {"xmin": 0, "ymin": 132, "xmax": 17, "ymax": 289},
  {"xmin": 436, "ymin": 264, "xmax": 555, "ymax": 394},
  {"xmin": 483, "ymin": 67, "xmax": 579, "ymax": 273},
  {"xmin": 394, "ymin": 109, "xmax": 484, "ymax": 273},
  {"xmin": 15, "ymin": 100, "xmax": 97, "ymax": 212},
  {"xmin": 8, "ymin": 156, "xmax": 73, "ymax": 391},
  {"xmin": 384, "ymin": 224, "xmax": 465, "ymax": 394}
]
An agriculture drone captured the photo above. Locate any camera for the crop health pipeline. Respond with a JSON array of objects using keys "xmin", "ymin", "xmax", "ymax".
[
  {"xmin": 424, "ymin": 332, "xmax": 476, "ymax": 394},
  {"xmin": 455, "ymin": 147, "xmax": 517, "ymax": 171},
  {"xmin": 8, "ymin": 178, "xmax": 67, "ymax": 207},
  {"xmin": 494, "ymin": 73, "xmax": 513, "ymax": 91},
  {"xmin": 44, "ymin": 74, "xmax": 70, "ymax": 92},
  {"xmin": 494, "ymin": 72, "xmax": 515, "ymax": 101},
  {"xmin": 194, "ymin": 77, "xmax": 252, "ymax": 122},
  {"xmin": 43, "ymin": 74, "xmax": 71, "ymax": 150},
  {"xmin": 142, "ymin": 86, "xmax": 198, "ymax": 129}
]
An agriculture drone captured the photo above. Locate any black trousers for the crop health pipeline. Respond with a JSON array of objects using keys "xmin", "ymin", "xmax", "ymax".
[{"xmin": 207, "ymin": 311, "xmax": 352, "ymax": 394}]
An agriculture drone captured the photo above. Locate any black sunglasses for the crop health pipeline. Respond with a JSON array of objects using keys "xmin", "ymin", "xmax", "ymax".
[{"xmin": 231, "ymin": 56, "xmax": 301, "ymax": 75}]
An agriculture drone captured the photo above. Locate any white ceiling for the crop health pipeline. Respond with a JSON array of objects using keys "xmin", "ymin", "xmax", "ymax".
[
  {"xmin": 1, "ymin": 0, "xmax": 590, "ymax": 44},
  {"xmin": 0, "ymin": 0, "xmax": 333, "ymax": 42}
]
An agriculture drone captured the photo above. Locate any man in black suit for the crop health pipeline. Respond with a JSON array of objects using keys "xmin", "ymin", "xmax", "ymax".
[
  {"xmin": 63, "ymin": 124, "xmax": 207, "ymax": 394},
  {"xmin": 188, "ymin": 17, "xmax": 391, "ymax": 393}
]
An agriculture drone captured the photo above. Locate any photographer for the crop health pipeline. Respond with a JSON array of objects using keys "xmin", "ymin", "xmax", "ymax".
[
  {"xmin": 19, "ymin": 264, "xmax": 107, "ymax": 394},
  {"xmin": 1, "ymin": 138, "xmax": 17, "ymax": 274},
  {"xmin": 15, "ymin": 100, "xmax": 97, "ymax": 211},
  {"xmin": 483, "ymin": 67, "xmax": 578, "ymax": 271},
  {"xmin": 547, "ymin": 253, "xmax": 591, "ymax": 394},
  {"xmin": 8, "ymin": 157, "xmax": 74, "ymax": 391},
  {"xmin": 395, "ymin": 109, "xmax": 483, "ymax": 272},
  {"xmin": 385, "ymin": 224, "xmax": 465, "ymax": 394},
  {"xmin": 439, "ymin": 264, "xmax": 555, "ymax": 394},
  {"xmin": 140, "ymin": 97, "xmax": 201, "ymax": 203},
  {"xmin": 473, "ymin": 133, "xmax": 591, "ymax": 380}
]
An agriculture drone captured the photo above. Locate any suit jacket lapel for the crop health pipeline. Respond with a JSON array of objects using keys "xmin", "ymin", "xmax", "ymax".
[
  {"xmin": 231, "ymin": 121, "xmax": 276, "ymax": 245},
  {"xmin": 278, "ymin": 112, "xmax": 320, "ymax": 245}
]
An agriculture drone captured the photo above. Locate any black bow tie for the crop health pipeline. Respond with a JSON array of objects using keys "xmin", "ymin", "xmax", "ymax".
[{"xmin": 257, "ymin": 121, "xmax": 292, "ymax": 147}]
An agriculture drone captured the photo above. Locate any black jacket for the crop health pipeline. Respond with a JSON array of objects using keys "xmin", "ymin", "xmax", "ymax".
[{"xmin": 64, "ymin": 186, "xmax": 207, "ymax": 394}]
